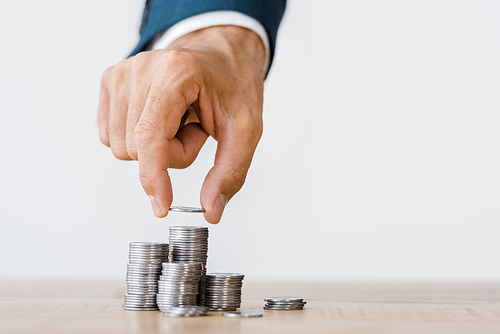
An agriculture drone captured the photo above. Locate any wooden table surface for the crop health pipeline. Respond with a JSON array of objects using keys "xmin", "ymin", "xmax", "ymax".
[{"xmin": 1, "ymin": 281, "xmax": 500, "ymax": 334}]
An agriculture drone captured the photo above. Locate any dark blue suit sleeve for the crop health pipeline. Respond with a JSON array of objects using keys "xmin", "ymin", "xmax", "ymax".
[{"xmin": 130, "ymin": 0, "xmax": 286, "ymax": 68}]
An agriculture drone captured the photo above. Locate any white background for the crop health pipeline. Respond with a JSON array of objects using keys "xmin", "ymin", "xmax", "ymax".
[{"xmin": 0, "ymin": 0, "xmax": 499, "ymax": 281}]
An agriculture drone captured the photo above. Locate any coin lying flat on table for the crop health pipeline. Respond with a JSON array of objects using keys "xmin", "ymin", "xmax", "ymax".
[
  {"xmin": 264, "ymin": 297, "xmax": 303, "ymax": 302},
  {"xmin": 222, "ymin": 312, "xmax": 263, "ymax": 318},
  {"xmin": 264, "ymin": 297, "xmax": 307, "ymax": 310},
  {"xmin": 169, "ymin": 206, "xmax": 205, "ymax": 213}
]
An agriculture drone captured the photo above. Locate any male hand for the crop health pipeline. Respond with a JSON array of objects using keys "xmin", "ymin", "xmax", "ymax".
[{"xmin": 98, "ymin": 26, "xmax": 266, "ymax": 224}]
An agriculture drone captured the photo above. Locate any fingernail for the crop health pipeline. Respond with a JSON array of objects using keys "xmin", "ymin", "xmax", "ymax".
[
  {"xmin": 149, "ymin": 195, "xmax": 163, "ymax": 217},
  {"xmin": 213, "ymin": 195, "xmax": 228, "ymax": 222}
]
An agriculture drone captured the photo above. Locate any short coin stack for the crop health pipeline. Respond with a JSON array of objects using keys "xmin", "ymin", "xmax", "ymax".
[
  {"xmin": 263, "ymin": 297, "xmax": 307, "ymax": 310},
  {"xmin": 203, "ymin": 273, "xmax": 244, "ymax": 311},
  {"xmin": 123, "ymin": 242, "xmax": 169, "ymax": 311},
  {"xmin": 156, "ymin": 262, "xmax": 203, "ymax": 312}
]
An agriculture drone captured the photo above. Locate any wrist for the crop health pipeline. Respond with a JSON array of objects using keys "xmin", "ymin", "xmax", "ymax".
[{"xmin": 168, "ymin": 26, "xmax": 267, "ymax": 77}]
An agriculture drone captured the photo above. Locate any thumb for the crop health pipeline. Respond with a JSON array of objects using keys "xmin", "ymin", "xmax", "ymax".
[{"xmin": 200, "ymin": 119, "xmax": 261, "ymax": 224}]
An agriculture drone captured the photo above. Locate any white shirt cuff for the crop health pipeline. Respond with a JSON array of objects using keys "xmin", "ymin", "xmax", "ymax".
[{"xmin": 151, "ymin": 11, "xmax": 270, "ymax": 75}]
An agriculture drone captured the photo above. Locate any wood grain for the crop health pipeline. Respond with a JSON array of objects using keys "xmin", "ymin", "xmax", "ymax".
[{"xmin": 1, "ymin": 281, "xmax": 499, "ymax": 334}]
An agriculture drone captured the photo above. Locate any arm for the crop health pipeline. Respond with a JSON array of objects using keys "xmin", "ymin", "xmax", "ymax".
[{"xmin": 132, "ymin": 0, "xmax": 286, "ymax": 67}]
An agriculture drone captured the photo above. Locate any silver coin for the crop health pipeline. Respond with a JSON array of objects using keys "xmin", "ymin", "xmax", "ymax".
[
  {"xmin": 163, "ymin": 312, "xmax": 206, "ymax": 317},
  {"xmin": 266, "ymin": 301, "xmax": 307, "ymax": 306},
  {"xmin": 129, "ymin": 241, "xmax": 168, "ymax": 246},
  {"xmin": 264, "ymin": 297, "xmax": 303, "ymax": 302},
  {"xmin": 206, "ymin": 273, "xmax": 244, "ymax": 277},
  {"xmin": 222, "ymin": 312, "xmax": 263, "ymax": 318},
  {"xmin": 124, "ymin": 302, "xmax": 158, "ymax": 305},
  {"xmin": 164, "ymin": 306, "xmax": 209, "ymax": 313},
  {"xmin": 263, "ymin": 306, "xmax": 305, "ymax": 310},
  {"xmin": 170, "ymin": 225, "xmax": 208, "ymax": 229},
  {"xmin": 123, "ymin": 298, "xmax": 158, "ymax": 302},
  {"xmin": 157, "ymin": 289, "xmax": 199, "ymax": 294},
  {"xmin": 126, "ymin": 290, "xmax": 159, "ymax": 295},
  {"xmin": 128, "ymin": 263, "xmax": 163, "ymax": 268},
  {"xmin": 123, "ymin": 306, "xmax": 159, "ymax": 311},
  {"xmin": 157, "ymin": 297, "xmax": 198, "ymax": 302},
  {"xmin": 126, "ymin": 284, "xmax": 159, "ymax": 289},
  {"xmin": 126, "ymin": 280, "xmax": 159, "ymax": 285},
  {"xmin": 124, "ymin": 293, "xmax": 156, "ymax": 297},
  {"xmin": 124, "ymin": 298, "xmax": 157, "ymax": 303},
  {"xmin": 169, "ymin": 206, "xmax": 205, "ymax": 213},
  {"xmin": 126, "ymin": 272, "xmax": 162, "ymax": 277}
]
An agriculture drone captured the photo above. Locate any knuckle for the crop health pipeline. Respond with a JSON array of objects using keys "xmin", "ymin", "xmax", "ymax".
[
  {"xmin": 225, "ymin": 165, "xmax": 248, "ymax": 189},
  {"xmin": 131, "ymin": 52, "xmax": 150, "ymax": 77},
  {"xmin": 101, "ymin": 66, "xmax": 114, "ymax": 86},
  {"xmin": 237, "ymin": 114, "xmax": 263, "ymax": 139},
  {"xmin": 162, "ymin": 49, "xmax": 196, "ymax": 68},
  {"xmin": 110, "ymin": 60, "xmax": 129, "ymax": 87},
  {"xmin": 138, "ymin": 170, "xmax": 155, "ymax": 187},
  {"xmin": 134, "ymin": 121, "xmax": 157, "ymax": 143}
]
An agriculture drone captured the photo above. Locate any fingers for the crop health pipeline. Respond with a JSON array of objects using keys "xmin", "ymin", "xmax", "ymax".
[
  {"xmin": 126, "ymin": 79, "xmax": 150, "ymax": 161},
  {"xmin": 108, "ymin": 61, "xmax": 132, "ymax": 160},
  {"xmin": 200, "ymin": 114, "xmax": 262, "ymax": 224},
  {"xmin": 98, "ymin": 66, "xmax": 113, "ymax": 146},
  {"xmin": 169, "ymin": 123, "xmax": 209, "ymax": 168},
  {"xmin": 135, "ymin": 80, "xmax": 200, "ymax": 217},
  {"xmin": 126, "ymin": 53, "xmax": 153, "ymax": 160}
]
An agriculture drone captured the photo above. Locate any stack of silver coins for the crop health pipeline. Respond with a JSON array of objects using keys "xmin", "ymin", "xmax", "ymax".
[
  {"xmin": 263, "ymin": 297, "xmax": 307, "ymax": 310},
  {"xmin": 156, "ymin": 262, "xmax": 203, "ymax": 312},
  {"xmin": 203, "ymin": 273, "xmax": 244, "ymax": 311},
  {"xmin": 168, "ymin": 226, "xmax": 209, "ymax": 272},
  {"xmin": 169, "ymin": 226, "xmax": 209, "ymax": 305},
  {"xmin": 123, "ymin": 242, "xmax": 169, "ymax": 311}
]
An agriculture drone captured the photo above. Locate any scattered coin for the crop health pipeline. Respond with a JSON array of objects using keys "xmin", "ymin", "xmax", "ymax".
[
  {"xmin": 169, "ymin": 206, "xmax": 205, "ymax": 213},
  {"xmin": 264, "ymin": 297, "xmax": 303, "ymax": 302},
  {"xmin": 222, "ymin": 312, "xmax": 263, "ymax": 318},
  {"xmin": 263, "ymin": 297, "xmax": 307, "ymax": 310}
]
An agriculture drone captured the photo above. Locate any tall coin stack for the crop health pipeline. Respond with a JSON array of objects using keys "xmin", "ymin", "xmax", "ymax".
[
  {"xmin": 168, "ymin": 226, "xmax": 209, "ymax": 271},
  {"xmin": 123, "ymin": 242, "xmax": 169, "ymax": 311},
  {"xmin": 168, "ymin": 226, "xmax": 209, "ymax": 305},
  {"xmin": 156, "ymin": 262, "xmax": 203, "ymax": 312},
  {"xmin": 203, "ymin": 273, "xmax": 244, "ymax": 311}
]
